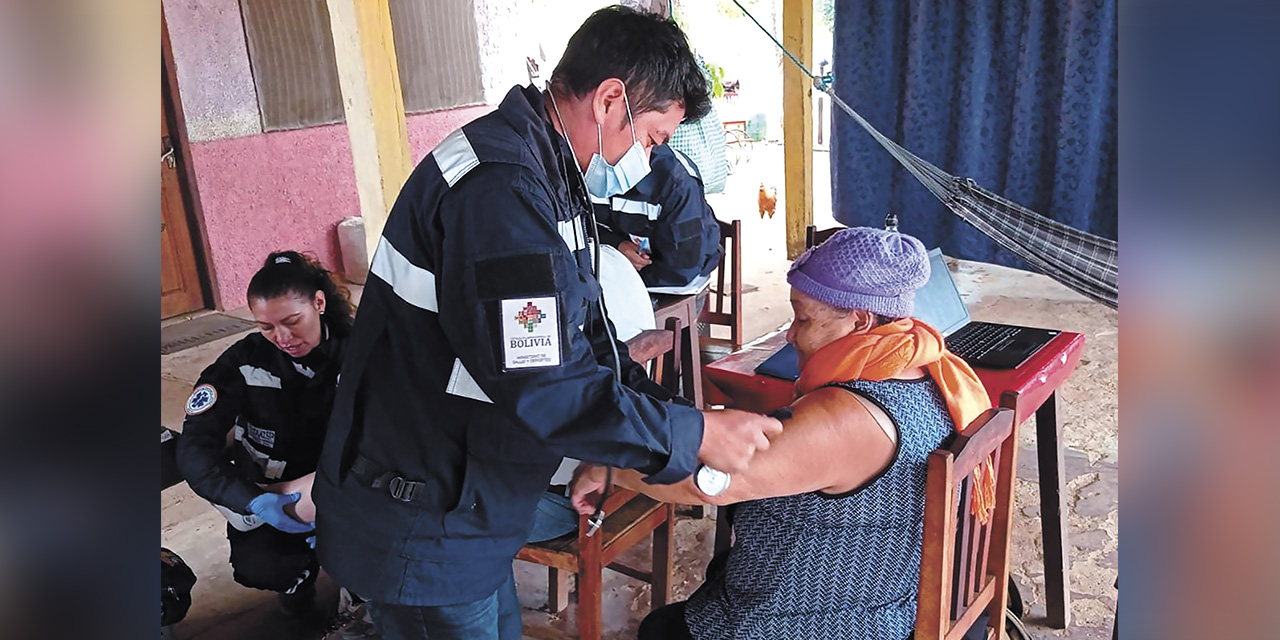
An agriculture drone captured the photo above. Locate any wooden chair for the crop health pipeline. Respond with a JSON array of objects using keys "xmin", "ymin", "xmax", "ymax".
[
  {"xmin": 626, "ymin": 328, "xmax": 677, "ymax": 376},
  {"xmin": 651, "ymin": 296, "xmax": 705, "ymax": 409},
  {"xmin": 915, "ymin": 394, "xmax": 1020, "ymax": 640},
  {"xmin": 516, "ymin": 330, "xmax": 681, "ymax": 640},
  {"xmin": 805, "ymin": 223, "xmax": 844, "ymax": 249},
  {"xmin": 517, "ymin": 489, "xmax": 675, "ymax": 640},
  {"xmin": 700, "ymin": 218, "xmax": 743, "ymax": 358}
]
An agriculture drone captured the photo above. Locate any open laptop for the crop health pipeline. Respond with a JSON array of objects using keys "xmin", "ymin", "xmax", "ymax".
[
  {"xmin": 755, "ymin": 248, "xmax": 1060, "ymax": 379},
  {"xmin": 914, "ymin": 248, "xmax": 1059, "ymax": 369}
]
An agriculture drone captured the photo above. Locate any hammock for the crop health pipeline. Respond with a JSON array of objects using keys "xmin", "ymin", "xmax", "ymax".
[{"xmin": 729, "ymin": 0, "xmax": 1119, "ymax": 308}]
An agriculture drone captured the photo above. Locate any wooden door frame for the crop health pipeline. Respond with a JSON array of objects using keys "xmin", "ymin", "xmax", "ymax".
[{"xmin": 162, "ymin": 7, "xmax": 220, "ymax": 311}]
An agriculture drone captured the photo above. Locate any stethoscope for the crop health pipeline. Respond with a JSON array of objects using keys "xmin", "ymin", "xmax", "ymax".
[{"xmin": 546, "ymin": 89, "xmax": 618, "ymax": 536}]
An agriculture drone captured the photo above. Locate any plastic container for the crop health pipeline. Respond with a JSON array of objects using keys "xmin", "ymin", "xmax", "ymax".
[{"xmin": 338, "ymin": 216, "xmax": 369, "ymax": 284}]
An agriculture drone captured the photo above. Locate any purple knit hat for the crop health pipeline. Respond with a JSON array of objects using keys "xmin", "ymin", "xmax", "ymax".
[{"xmin": 786, "ymin": 227, "xmax": 930, "ymax": 318}]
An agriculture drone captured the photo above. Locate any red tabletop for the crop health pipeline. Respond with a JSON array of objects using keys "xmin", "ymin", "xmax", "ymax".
[{"xmin": 703, "ymin": 329, "xmax": 1087, "ymax": 421}]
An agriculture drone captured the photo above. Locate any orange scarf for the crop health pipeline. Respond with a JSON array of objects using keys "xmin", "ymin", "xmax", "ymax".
[{"xmin": 795, "ymin": 318, "xmax": 997, "ymax": 523}]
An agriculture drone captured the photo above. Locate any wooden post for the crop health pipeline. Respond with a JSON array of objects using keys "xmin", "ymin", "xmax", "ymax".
[
  {"xmin": 1036, "ymin": 391, "xmax": 1072, "ymax": 628},
  {"xmin": 547, "ymin": 568, "xmax": 571, "ymax": 613},
  {"xmin": 325, "ymin": 0, "xmax": 414, "ymax": 259},
  {"xmin": 578, "ymin": 520, "xmax": 604, "ymax": 640},
  {"xmin": 782, "ymin": 0, "xmax": 814, "ymax": 259},
  {"xmin": 651, "ymin": 504, "xmax": 675, "ymax": 609}
]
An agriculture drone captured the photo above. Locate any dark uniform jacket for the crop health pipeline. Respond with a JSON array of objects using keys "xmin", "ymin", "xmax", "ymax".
[
  {"xmin": 313, "ymin": 85, "xmax": 704, "ymax": 606},
  {"xmin": 592, "ymin": 144, "xmax": 722, "ymax": 289},
  {"xmin": 176, "ymin": 328, "xmax": 345, "ymax": 514}
]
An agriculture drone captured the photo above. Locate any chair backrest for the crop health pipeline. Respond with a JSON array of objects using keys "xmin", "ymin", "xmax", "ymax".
[
  {"xmin": 701, "ymin": 218, "xmax": 743, "ymax": 350},
  {"xmin": 805, "ymin": 224, "xmax": 844, "ymax": 249},
  {"xmin": 915, "ymin": 394, "xmax": 1020, "ymax": 640}
]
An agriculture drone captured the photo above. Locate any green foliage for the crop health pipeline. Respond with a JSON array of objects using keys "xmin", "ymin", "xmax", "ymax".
[
  {"xmin": 819, "ymin": 0, "xmax": 835, "ymax": 32},
  {"xmin": 704, "ymin": 61, "xmax": 726, "ymax": 99}
]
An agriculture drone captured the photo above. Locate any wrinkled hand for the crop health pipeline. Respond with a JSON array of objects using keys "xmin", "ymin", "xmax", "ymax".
[
  {"xmin": 698, "ymin": 409, "xmax": 784, "ymax": 474},
  {"xmin": 569, "ymin": 464, "xmax": 611, "ymax": 516},
  {"xmin": 618, "ymin": 241, "xmax": 652, "ymax": 270},
  {"xmin": 247, "ymin": 492, "xmax": 315, "ymax": 534}
]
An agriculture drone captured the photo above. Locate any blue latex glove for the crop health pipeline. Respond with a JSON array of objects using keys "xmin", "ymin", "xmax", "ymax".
[
  {"xmin": 307, "ymin": 535, "xmax": 316, "ymax": 549},
  {"xmin": 247, "ymin": 492, "xmax": 315, "ymax": 534}
]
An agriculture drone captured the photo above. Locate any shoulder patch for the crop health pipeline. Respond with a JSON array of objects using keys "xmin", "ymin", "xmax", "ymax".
[
  {"xmin": 186, "ymin": 384, "xmax": 218, "ymax": 415},
  {"xmin": 432, "ymin": 128, "xmax": 481, "ymax": 187},
  {"xmin": 500, "ymin": 297, "xmax": 561, "ymax": 369}
]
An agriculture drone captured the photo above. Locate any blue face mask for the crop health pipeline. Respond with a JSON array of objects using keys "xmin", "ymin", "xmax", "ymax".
[{"xmin": 554, "ymin": 90, "xmax": 651, "ymax": 199}]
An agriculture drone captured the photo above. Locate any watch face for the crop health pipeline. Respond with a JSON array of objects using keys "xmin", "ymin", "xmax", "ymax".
[{"xmin": 696, "ymin": 465, "xmax": 731, "ymax": 497}]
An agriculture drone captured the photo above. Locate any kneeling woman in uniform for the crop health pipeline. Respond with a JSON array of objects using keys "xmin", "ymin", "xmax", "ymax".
[{"xmin": 176, "ymin": 251, "xmax": 352, "ymax": 614}]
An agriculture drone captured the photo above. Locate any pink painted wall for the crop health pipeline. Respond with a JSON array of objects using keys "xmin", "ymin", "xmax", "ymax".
[
  {"xmin": 190, "ymin": 124, "xmax": 358, "ymax": 308},
  {"xmin": 190, "ymin": 106, "xmax": 496, "ymax": 308}
]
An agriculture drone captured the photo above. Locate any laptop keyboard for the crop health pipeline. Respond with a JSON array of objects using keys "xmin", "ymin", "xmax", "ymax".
[{"xmin": 946, "ymin": 323, "xmax": 1019, "ymax": 360}]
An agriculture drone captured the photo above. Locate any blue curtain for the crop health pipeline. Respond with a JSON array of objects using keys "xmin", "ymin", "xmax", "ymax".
[{"xmin": 830, "ymin": 0, "xmax": 1117, "ymax": 268}]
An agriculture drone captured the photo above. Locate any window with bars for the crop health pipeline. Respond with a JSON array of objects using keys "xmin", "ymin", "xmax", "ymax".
[{"xmin": 240, "ymin": 0, "xmax": 345, "ymax": 131}]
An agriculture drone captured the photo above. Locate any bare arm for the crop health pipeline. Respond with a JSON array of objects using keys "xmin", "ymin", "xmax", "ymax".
[
  {"xmin": 262, "ymin": 472, "xmax": 316, "ymax": 523},
  {"xmin": 572, "ymin": 387, "xmax": 896, "ymax": 510}
]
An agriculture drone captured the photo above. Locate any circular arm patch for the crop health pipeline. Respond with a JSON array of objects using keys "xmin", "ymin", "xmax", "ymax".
[{"xmin": 185, "ymin": 384, "xmax": 218, "ymax": 415}]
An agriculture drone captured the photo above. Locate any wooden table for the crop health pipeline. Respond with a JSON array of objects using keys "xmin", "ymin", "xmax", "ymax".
[
  {"xmin": 651, "ymin": 294, "xmax": 704, "ymax": 408},
  {"xmin": 703, "ymin": 329, "xmax": 1086, "ymax": 629}
]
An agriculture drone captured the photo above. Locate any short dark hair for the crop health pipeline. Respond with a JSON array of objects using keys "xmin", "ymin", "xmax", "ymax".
[
  {"xmin": 874, "ymin": 314, "xmax": 903, "ymax": 327},
  {"xmin": 551, "ymin": 5, "xmax": 711, "ymax": 124}
]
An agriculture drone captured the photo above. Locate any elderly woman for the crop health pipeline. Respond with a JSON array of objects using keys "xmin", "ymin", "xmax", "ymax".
[{"xmin": 571, "ymin": 227, "xmax": 990, "ymax": 640}]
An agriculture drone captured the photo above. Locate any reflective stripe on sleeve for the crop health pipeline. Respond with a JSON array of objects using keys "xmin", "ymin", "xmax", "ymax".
[
  {"xmin": 445, "ymin": 358, "xmax": 494, "ymax": 404},
  {"xmin": 370, "ymin": 237, "xmax": 439, "ymax": 312},
  {"xmin": 610, "ymin": 197, "xmax": 662, "ymax": 221}
]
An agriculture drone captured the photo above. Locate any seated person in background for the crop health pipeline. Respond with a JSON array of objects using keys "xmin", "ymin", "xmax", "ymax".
[
  {"xmin": 175, "ymin": 251, "xmax": 351, "ymax": 616},
  {"xmin": 571, "ymin": 227, "xmax": 992, "ymax": 640},
  {"xmin": 593, "ymin": 144, "xmax": 722, "ymax": 294}
]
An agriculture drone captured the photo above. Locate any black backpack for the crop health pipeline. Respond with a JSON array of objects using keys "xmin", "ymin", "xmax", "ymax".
[
  {"xmin": 161, "ymin": 548, "xmax": 197, "ymax": 627},
  {"xmin": 1004, "ymin": 576, "xmax": 1031, "ymax": 640}
]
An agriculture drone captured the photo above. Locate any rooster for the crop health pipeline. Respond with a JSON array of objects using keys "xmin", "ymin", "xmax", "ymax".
[{"xmin": 757, "ymin": 183, "xmax": 778, "ymax": 219}]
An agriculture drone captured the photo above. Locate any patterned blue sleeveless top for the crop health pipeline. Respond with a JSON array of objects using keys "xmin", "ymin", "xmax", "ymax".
[{"xmin": 685, "ymin": 378, "xmax": 957, "ymax": 640}]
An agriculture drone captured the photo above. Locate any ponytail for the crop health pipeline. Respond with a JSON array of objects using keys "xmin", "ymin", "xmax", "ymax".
[{"xmin": 246, "ymin": 251, "xmax": 355, "ymax": 336}]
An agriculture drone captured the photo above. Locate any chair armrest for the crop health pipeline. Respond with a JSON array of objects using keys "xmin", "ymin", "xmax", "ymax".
[{"xmin": 626, "ymin": 329, "xmax": 675, "ymax": 364}]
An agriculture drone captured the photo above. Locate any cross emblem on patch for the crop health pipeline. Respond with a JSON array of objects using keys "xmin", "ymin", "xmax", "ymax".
[
  {"xmin": 186, "ymin": 384, "xmax": 218, "ymax": 415},
  {"xmin": 514, "ymin": 302, "xmax": 547, "ymax": 333}
]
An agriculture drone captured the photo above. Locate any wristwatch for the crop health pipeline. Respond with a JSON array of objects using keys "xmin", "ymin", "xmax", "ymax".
[{"xmin": 694, "ymin": 464, "xmax": 732, "ymax": 497}]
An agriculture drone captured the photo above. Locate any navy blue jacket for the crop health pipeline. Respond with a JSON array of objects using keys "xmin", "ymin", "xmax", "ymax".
[
  {"xmin": 176, "ymin": 328, "xmax": 345, "ymax": 514},
  {"xmin": 592, "ymin": 145, "xmax": 722, "ymax": 289},
  {"xmin": 313, "ymin": 85, "xmax": 704, "ymax": 606}
]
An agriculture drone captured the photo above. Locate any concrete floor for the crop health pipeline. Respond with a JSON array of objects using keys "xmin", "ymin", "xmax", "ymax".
[{"xmin": 160, "ymin": 144, "xmax": 1118, "ymax": 639}]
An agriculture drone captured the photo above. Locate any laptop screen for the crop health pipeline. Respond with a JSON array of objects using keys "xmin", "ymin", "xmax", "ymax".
[{"xmin": 912, "ymin": 248, "xmax": 970, "ymax": 337}]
